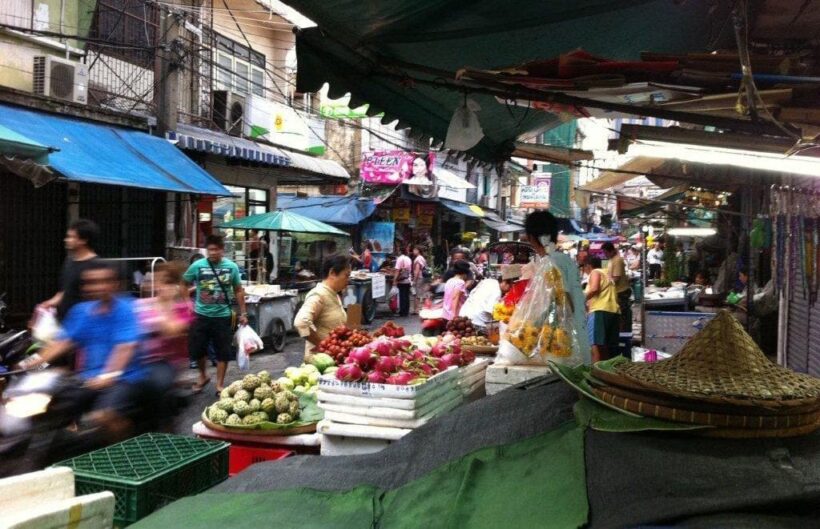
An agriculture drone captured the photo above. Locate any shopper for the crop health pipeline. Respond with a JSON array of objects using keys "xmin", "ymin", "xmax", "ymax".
[
  {"xmin": 460, "ymin": 264, "xmax": 520, "ymax": 328},
  {"xmin": 442, "ymin": 260, "xmax": 471, "ymax": 323},
  {"xmin": 184, "ymin": 234, "xmax": 247, "ymax": 395},
  {"xmin": 625, "ymin": 245, "xmax": 642, "ymax": 271},
  {"xmin": 393, "ymin": 246, "xmax": 413, "ymax": 317},
  {"xmin": 584, "ymin": 256, "xmax": 620, "ymax": 362},
  {"xmin": 294, "ymin": 255, "xmax": 351, "ymax": 361},
  {"xmin": 248, "ymin": 230, "xmax": 267, "ymax": 282},
  {"xmin": 36, "ymin": 219, "xmax": 101, "ymax": 322},
  {"xmin": 603, "ymin": 242, "xmax": 631, "ymax": 332},
  {"xmin": 523, "ymin": 210, "xmax": 591, "ymax": 364},
  {"xmin": 352, "ymin": 241, "xmax": 374, "ymax": 271},
  {"xmin": 411, "ymin": 245, "xmax": 428, "ymax": 314},
  {"xmin": 647, "ymin": 242, "xmax": 664, "ymax": 280}
]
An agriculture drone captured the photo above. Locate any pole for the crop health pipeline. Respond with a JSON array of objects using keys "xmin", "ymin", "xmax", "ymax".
[
  {"xmin": 641, "ymin": 226, "xmax": 648, "ymax": 347},
  {"xmin": 154, "ymin": 2, "xmax": 181, "ymax": 136}
]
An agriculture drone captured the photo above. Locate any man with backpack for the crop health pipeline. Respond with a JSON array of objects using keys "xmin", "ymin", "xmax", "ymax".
[{"xmin": 184, "ymin": 234, "xmax": 247, "ymax": 395}]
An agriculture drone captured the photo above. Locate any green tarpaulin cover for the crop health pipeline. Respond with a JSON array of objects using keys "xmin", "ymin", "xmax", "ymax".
[
  {"xmin": 285, "ymin": 0, "xmax": 732, "ymax": 162},
  {"xmin": 133, "ymin": 422, "xmax": 587, "ymax": 529}
]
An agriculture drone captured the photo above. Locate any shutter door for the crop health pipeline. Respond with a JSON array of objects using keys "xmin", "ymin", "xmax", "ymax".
[
  {"xmin": 786, "ymin": 262, "xmax": 819, "ymax": 374},
  {"xmin": 0, "ymin": 172, "xmax": 67, "ymax": 318}
]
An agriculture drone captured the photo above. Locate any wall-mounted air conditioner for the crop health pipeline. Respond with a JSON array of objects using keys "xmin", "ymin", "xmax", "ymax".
[
  {"xmin": 33, "ymin": 56, "xmax": 88, "ymax": 104},
  {"xmin": 212, "ymin": 90, "xmax": 246, "ymax": 136}
]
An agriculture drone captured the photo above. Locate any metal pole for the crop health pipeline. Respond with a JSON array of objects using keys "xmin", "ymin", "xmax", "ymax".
[{"xmin": 641, "ymin": 226, "xmax": 647, "ymax": 347}]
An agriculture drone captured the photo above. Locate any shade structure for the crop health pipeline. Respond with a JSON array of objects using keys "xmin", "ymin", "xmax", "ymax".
[
  {"xmin": 277, "ymin": 194, "xmax": 376, "ymax": 225},
  {"xmin": 219, "ymin": 210, "xmax": 350, "ymax": 236},
  {"xmin": 0, "ymin": 124, "xmax": 52, "ymax": 161}
]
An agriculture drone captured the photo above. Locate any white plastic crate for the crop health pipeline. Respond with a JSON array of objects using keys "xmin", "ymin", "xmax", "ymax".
[
  {"xmin": 320, "ymin": 433, "xmax": 393, "ymax": 456},
  {"xmin": 644, "ymin": 311, "xmax": 715, "ymax": 354},
  {"xmin": 318, "ymin": 366, "xmax": 460, "ymax": 399}
]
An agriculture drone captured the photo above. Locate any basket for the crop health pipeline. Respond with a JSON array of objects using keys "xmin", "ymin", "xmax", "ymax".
[
  {"xmin": 228, "ymin": 445, "xmax": 293, "ymax": 476},
  {"xmin": 201, "ymin": 410, "xmax": 318, "ymax": 436},
  {"xmin": 54, "ymin": 433, "xmax": 228, "ymax": 526}
]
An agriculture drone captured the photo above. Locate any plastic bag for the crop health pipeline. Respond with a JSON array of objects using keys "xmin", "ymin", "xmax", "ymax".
[
  {"xmin": 389, "ymin": 287, "xmax": 399, "ymax": 312},
  {"xmin": 32, "ymin": 307, "xmax": 61, "ymax": 343},
  {"xmin": 495, "ymin": 255, "xmax": 582, "ymax": 367},
  {"xmin": 445, "ymin": 98, "xmax": 484, "ymax": 151},
  {"xmin": 235, "ymin": 325, "xmax": 263, "ymax": 371}
]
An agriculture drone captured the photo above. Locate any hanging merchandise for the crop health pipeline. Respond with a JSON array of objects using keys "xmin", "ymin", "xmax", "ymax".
[
  {"xmin": 445, "ymin": 97, "xmax": 484, "ymax": 151},
  {"xmin": 770, "ymin": 186, "xmax": 820, "ymax": 305}
]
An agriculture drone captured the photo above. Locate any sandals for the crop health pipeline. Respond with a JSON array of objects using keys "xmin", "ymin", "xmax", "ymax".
[{"xmin": 191, "ymin": 377, "xmax": 211, "ymax": 393}]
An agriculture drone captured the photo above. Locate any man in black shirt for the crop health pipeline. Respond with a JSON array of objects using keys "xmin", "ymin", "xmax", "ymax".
[{"xmin": 37, "ymin": 219, "xmax": 100, "ymax": 321}]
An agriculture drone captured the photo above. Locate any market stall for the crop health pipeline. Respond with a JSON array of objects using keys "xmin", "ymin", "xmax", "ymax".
[{"xmin": 242, "ymin": 284, "xmax": 298, "ymax": 352}]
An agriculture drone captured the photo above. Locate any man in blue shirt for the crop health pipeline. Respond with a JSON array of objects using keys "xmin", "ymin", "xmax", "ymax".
[{"xmin": 25, "ymin": 262, "xmax": 146, "ymax": 441}]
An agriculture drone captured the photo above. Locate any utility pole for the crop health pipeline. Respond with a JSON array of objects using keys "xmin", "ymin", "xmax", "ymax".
[{"xmin": 154, "ymin": 1, "xmax": 182, "ymax": 137}]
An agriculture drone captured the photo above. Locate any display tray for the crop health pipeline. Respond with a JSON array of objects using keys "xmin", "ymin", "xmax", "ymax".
[{"xmin": 201, "ymin": 411, "xmax": 318, "ymax": 436}]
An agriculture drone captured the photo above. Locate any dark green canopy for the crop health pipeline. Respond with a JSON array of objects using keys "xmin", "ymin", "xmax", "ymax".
[{"xmin": 286, "ymin": 0, "xmax": 733, "ymax": 162}]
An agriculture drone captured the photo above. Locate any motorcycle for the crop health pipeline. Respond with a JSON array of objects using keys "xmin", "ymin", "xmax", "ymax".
[{"xmin": 418, "ymin": 283, "xmax": 447, "ymax": 336}]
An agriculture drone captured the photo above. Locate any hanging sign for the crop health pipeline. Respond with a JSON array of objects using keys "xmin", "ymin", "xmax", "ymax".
[
  {"xmin": 371, "ymin": 273, "xmax": 386, "ymax": 299},
  {"xmin": 519, "ymin": 175, "xmax": 551, "ymax": 209},
  {"xmin": 392, "ymin": 207, "xmax": 411, "ymax": 223},
  {"xmin": 360, "ymin": 151, "xmax": 435, "ymax": 185}
]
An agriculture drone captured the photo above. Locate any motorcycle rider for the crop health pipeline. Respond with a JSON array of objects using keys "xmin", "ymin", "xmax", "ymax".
[{"xmin": 20, "ymin": 262, "xmax": 147, "ymax": 442}]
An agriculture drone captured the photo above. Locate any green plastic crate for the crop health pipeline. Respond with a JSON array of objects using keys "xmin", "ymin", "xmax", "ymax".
[{"xmin": 54, "ymin": 433, "xmax": 229, "ymax": 526}]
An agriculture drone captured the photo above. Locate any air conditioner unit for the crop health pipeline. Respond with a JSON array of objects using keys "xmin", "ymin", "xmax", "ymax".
[
  {"xmin": 212, "ymin": 90, "xmax": 246, "ymax": 136},
  {"xmin": 479, "ymin": 196, "xmax": 492, "ymax": 208},
  {"xmin": 33, "ymin": 56, "xmax": 88, "ymax": 104}
]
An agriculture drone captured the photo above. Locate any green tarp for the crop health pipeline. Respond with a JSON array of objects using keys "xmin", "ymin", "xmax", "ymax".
[
  {"xmin": 285, "ymin": 0, "xmax": 733, "ymax": 162},
  {"xmin": 133, "ymin": 422, "xmax": 587, "ymax": 529}
]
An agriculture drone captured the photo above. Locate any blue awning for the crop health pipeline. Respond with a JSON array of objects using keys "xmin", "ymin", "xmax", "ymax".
[
  {"xmin": 0, "ymin": 104, "xmax": 230, "ymax": 195},
  {"xmin": 440, "ymin": 199, "xmax": 483, "ymax": 218},
  {"xmin": 277, "ymin": 194, "xmax": 376, "ymax": 225}
]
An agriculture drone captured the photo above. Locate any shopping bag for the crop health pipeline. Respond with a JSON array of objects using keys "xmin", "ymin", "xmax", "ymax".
[
  {"xmin": 31, "ymin": 307, "xmax": 61, "ymax": 343},
  {"xmin": 495, "ymin": 255, "xmax": 582, "ymax": 367},
  {"xmin": 235, "ymin": 324, "xmax": 263, "ymax": 371}
]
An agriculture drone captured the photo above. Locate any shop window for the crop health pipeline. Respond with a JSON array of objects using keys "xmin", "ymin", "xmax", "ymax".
[{"xmin": 211, "ymin": 30, "xmax": 266, "ymax": 97}]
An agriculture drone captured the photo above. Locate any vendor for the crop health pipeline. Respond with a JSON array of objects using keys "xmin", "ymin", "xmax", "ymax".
[
  {"xmin": 584, "ymin": 256, "xmax": 620, "ymax": 363},
  {"xmin": 460, "ymin": 264, "xmax": 521, "ymax": 328},
  {"xmin": 442, "ymin": 260, "xmax": 471, "ymax": 323},
  {"xmin": 294, "ymin": 255, "xmax": 351, "ymax": 361},
  {"xmin": 523, "ymin": 210, "xmax": 591, "ymax": 364}
]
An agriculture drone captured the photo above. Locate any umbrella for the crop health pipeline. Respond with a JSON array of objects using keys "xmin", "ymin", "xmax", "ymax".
[{"xmin": 218, "ymin": 210, "xmax": 350, "ymax": 236}]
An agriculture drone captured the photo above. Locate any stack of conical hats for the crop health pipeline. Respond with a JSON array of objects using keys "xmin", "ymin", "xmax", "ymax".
[{"xmin": 589, "ymin": 311, "xmax": 820, "ymax": 438}]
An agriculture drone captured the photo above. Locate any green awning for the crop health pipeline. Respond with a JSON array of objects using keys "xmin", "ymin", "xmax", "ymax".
[
  {"xmin": 0, "ymin": 124, "xmax": 52, "ymax": 162},
  {"xmin": 286, "ymin": 0, "xmax": 732, "ymax": 162}
]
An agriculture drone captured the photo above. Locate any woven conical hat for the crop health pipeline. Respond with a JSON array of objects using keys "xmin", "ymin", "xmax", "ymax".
[{"xmin": 612, "ymin": 311, "xmax": 820, "ymax": 406}]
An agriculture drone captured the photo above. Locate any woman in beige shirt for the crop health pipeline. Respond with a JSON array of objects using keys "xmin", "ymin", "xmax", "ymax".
[{"xmin": 294, "ymin": 255, "xmax": 351, "ymax": 361}]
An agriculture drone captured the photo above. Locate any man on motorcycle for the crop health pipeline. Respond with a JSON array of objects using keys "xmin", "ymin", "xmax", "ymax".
[{"xmin": 20, "ymin": 262, "xmax": 147, "ymax": 441}]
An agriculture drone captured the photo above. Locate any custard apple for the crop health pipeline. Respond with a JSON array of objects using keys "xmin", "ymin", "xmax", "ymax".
[
  {"xmin": 248, "ymin": 399, "xmax": 261, "ymax": 412},
  {"xmin": 224, "ymin": 414, "xmax": 242, "ymax": 426},
  {"xmin": 215, "ymin": 398, "xmax": 234, "ymax": 412},
  {"xmin": 233, "ymin": 400, "xmax": 250, "ymax": 417},
  {"xmin": 241, "ymin": 374, "xmax": 261, "ymax": 392},
  {"xmin": 282, "ymin": 390, "xmax": 298, "ymax": 402},
  {"xmin": 276, "ymin": 413, "xmax": 293, "ymax": 424},
  {"xmin": 251, "ymin": 411, "xmax": 269, "ymax": 422},
  {"xmin": 257, "ymin": 370, "xmax": 271, "ymax": 385},
  {"xmin": 274, "ymin": 395, "xmax": 290, "ymax": 414},
  {"xmin": 260, "ymin": 398, "xmax": 276, "ymax": 415},
  {"xmin": 242, "ymin": 414, "xmax": 263, "ymax": 425},
  {"xmin": 288, "ymin": 400, "xmax": 300, "ymax": 417},
  {"xmin": 227, "ymin": 381, "xmax": 242, "ymax": 396},
  {"xmin": 219, "ymin": 388, "xmax": 232, "ymax": 399},
  {"xmin": 269, "ymin": 381, "xmax": 282, "ymax": 393},
  {"xmin": 234, "ymin": 389, "xmax": 251, "ymax": 402},
  {"xmin": 208, "ymin": 407, "xmax": 229, "ymax": 423},
  {"xmin": 254, "ymin": 385, "xmax": 273, "ymax": 400}
]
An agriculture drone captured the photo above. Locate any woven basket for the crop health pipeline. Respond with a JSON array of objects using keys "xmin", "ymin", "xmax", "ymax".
[
  {"xmin": 592, "ymin": 386, "xmax": 820, "ymax": 430},
  {"xmin": 610, "ymin": 311, "xmax": 820, "ymax": 407}
]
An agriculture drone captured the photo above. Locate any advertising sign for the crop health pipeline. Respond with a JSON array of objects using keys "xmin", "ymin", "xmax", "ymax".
[
  {"xmin": 519, "ymin": 173, "xmax": 551, "ymax": 208},
  {"xmin": 392, "ymin": 207, "xmax": 411, "ymax": 223},
  {"xmin": 370, "ymin": 273, "xmax": 386, "ymax": 298},
  {"xmin": 360, "ymin": 151, "xmax": 435, "ymax": 186},
  {"xmin": 361, "ymin": 222, "xmax": 395, "ymax": 254}
]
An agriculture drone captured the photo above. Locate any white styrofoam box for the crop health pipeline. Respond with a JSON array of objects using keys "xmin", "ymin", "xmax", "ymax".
[
  {"xmin": 0, "ymin": 467, "xmax": 75, "ymax": 515},
  {"xmin": 191, "ymin": 421, "xmax": 322, "ymax": 447},
  {"xmin": 484, "ymin": 364, "xmax": 551, "ymax": 385},
  {"xmin": 318, "ymin": 366, "xmax": 460, "ymax": 399},
  {"xmin": 485, "ymin": 382, "xmax": 512, "ymax": 395},
  {"xmin": 317, "ymin": 419, "xmax": 410, "ymax": 441},
  {"xmin": 323, "ymin": 392, "xmax": 463, "ymax": 429},
  {"xmin": 3, "ymin": 491, "xmax": 115, "ymax": 529},
  {"xmin": 317, "ymin": 375, "xmax": 460, "ymax": 411},
  {"xmin": 318, "ymin": 385, "xmax": 462, "ymax": 420},
  {"xmin": 320, "ymin": 433, "xmax": 392, "ymax": 456}
]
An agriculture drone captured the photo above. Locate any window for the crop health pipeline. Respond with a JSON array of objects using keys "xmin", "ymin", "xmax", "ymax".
[{"xmin": 210, "ymin": 31, "xmax": 266, "ymax": 97}]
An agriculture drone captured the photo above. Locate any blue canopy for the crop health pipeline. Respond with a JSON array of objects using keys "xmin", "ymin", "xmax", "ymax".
[
  {"xmin": 277, "ymin": 194, "xmax": 376, "ymax": 225},
  {"xmin": 0, "ymin": 104, "xmax": 230, "ymax": 195}
]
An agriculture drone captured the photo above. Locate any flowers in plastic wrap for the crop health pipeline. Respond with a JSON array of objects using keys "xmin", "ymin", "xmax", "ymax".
[{"xmin": 495, "ymin": 256, "xmax": 582, "ymax": 366}]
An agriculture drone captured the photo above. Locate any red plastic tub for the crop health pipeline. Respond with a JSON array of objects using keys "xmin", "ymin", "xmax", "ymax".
[{"xmin": 228, "ymin": 445, "xmax": 294, "ymax": 476}]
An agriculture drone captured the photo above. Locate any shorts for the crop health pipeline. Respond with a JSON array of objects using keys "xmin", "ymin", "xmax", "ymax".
[
  {"xmin": 189, "ymin": 314, "xmax": 235, "ymax": 363},
  {"xmin": 587, "ymin": 311, "xmax": 620, "ymax": 348}
]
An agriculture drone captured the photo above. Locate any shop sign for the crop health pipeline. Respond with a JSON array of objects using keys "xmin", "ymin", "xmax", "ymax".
[
  {"xmin": 360, "ymin": 151, "xmax": 435, "ymax": 185},
  {"xmin": 371, "ymin": 273, "xmax": 386, "ymax": 298},
  {"xmin": 361, "ymin": 221, "xmax": 395, "ymax": 253},
  {"xmin": 244, "ymin": 95, "xmax": 324, "ymax": 153},
  {"xmin": 392, "ymin": 207, "xmax": 411, "ymax": 223},
  {"xmin": 417, "ymin": 214, "xmax": 434, "ymax": 228},
  {"xmin": 519, "ymin": 175, "xmax": 551, "ymax": 208}
]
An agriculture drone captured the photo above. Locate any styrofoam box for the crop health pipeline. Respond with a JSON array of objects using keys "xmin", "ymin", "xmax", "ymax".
[
  {"xmin": 318, "ymin": 366, "xmax": 460, "ymax": 399},
  {"xmin": 317, "ymin": 419, "xmax": 409, "ymax": 441},
  {"xmin": 0, "ymin": 467, "xmax": 115, "ymax": 529},
  {"xmin": 320, "ymin": 433, "xmax": 393, "ymax": 456},
  {"xmin": 485, "ymin": 364, "xmax": 551, "ymax": 395},
  {"xmin": 318, "ymin": 385, "xmax": 462, "ymax": 420},
  {"xmin": 323, "ymin": 391, "xmax": 464, "ymax": 429},
  {"xmin": 317, "ymin": 375, "xmax": 460, "ymax": 411}
]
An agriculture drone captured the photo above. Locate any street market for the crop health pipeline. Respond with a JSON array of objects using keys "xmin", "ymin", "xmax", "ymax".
[{"xmin": 1, "ymin": 1, "xmax": 820, "ymax": 528}]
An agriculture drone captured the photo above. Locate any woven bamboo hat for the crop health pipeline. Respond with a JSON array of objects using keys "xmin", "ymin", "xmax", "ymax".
[{"xmin": 608, "ymin": 311, "xmax": 820, "ymax": 408}]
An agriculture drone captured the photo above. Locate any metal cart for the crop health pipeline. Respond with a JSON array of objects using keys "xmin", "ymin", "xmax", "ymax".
[{"xmin": 244, "ymin": 293, "xmax": 298, "ymax": 352}]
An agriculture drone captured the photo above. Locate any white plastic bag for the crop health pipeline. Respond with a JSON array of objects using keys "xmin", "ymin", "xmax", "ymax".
[
  {"xmin": 445, "ymin": 98, "xmax": 484, "ymax": 151},
  {"xmin": 235, "ymin": 325, "xmax": 263, "ymax": 371},
  {"xmin": 31, "ymin": 307, "xmax": 61, "ymax": 343}
]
